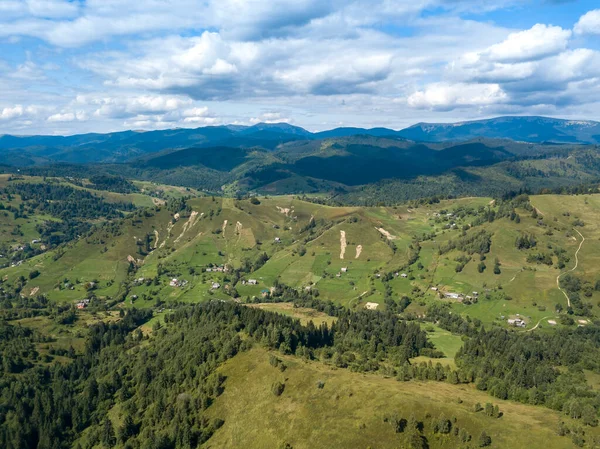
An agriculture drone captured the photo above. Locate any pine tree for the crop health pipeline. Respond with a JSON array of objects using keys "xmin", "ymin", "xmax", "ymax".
[{"xmin": 102, "ymin": 419, "xmax": 116, "ymax": 448}]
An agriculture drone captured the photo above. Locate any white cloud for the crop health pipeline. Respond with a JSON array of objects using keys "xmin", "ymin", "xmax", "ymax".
[
  {"xmin": 274, "ymin": 53, "xmax": 393, "ymax": 94},
  {"xmin": 0, "ymin": 104, "xmax": 42, "ymax": 120},
  {"xmin": 47, "ymin": 111, "xmax": 87, "ymax": 122},
  {"xmin": 574, "ymin": 9, "xmax": 600, "ymax": 35},
  {"xmin": 77, "ymin": 94, "xmax": 193, "ymax": 119},
  {"xmin": 485, "ymin": 24, "xmax": 571, "ymax": 63},
  {"xmin": 2, "ymin": 1, "xmax": 600, "ymax": 134},
  {"xmin": 250, "ymin": 112, "xmax": 291, "ymax": 124},
  {"xmin": 436, "ymin": 19, "xmax": 600, "ymax": 112},
  {"xmin": 407, "ymin": 83, "xmax": 507, "ymax": 110},
  {"xmin": 0, "ymin": 105, "xmax": 26, "ymax": 120}
]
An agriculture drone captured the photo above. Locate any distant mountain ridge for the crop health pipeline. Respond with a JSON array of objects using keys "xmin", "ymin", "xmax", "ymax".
[
  {"xmin": 1, "ymin": 116, "xmax": 599, "ymax": 167},
  {"xmin": 400, "ymin": 116, "xmax": 600, "ymax": 144}
]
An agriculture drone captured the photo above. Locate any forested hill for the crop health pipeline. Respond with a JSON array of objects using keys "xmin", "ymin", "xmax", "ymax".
[
  {"xmin": 0, "ymin": 116, "xmax": 599, "ymax": 204},
  {"xmin": 1, "ymin": 116, "xmax": 599, "ymax": 166}
]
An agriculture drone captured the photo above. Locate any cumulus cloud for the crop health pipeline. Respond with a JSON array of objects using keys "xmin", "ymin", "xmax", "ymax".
[
  {"xmin": 47, "ymin": 111, "xmax": 87, "ymax": 122},
  {"xmin": 1, "ymin": 1, "xmax": 600, "ymax": 134},
  {"xmin": 484, "ymin": 24, "xmax": 571, "ymax": 63},
  {"xmin": 407, "ymin": 83, "xmax": 507, "ymax": 110},
  {"xmin": 0, "ymin": 0, "xmax": 518, "ymax": 47},
  {"xmin": 250, "ymin": 112, "xmax": 292, "ymax": 124},
  {"xmin": 574, "ymin": 9, "xmax": 600, "ymax": 35},
  {"xmin": 428, "ymin": 20, "xmax": 600, "ymax": 112},
  {"xmin": 75, "ymin": 94, "xmax": 193, "ymax": 119},
  {"xmin": 0, "ymin": 104, "xmax": 41, "ymax": 120}
]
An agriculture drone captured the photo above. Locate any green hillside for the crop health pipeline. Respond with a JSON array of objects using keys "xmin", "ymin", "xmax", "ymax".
[
  {"xmin": 3, "ymin": 178, "xmax": 600, "ymax": 449},
  {"xmin": 4, "ymin": 187, "xmax": 600, "ymax": 328},
  {"xmin": 204, "ymin": 347, "xmax": 584, "ymax": 449}
]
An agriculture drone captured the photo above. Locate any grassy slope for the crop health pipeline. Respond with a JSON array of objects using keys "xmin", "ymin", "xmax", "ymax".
[
  {"xmin": 204, "ymin": 347, "xmax": 586, "ymax": 449},
  {"xmin": 4, "ymin": 190, "xmax": 600, "ymax": 327}
]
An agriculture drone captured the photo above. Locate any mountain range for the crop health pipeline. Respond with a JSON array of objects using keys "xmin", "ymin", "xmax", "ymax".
[
  {"xmin": 3, "ymin": 115, "xmax": 600, "ymax": 203},
  {"xmin": 1, "ymin": 116, "xmax": 599, "ymax": 167}
]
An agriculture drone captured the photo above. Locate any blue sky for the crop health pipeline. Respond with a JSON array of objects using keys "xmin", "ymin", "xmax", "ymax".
[{"xmin": 1, "ymin": 0, "xmax": 600, "ymax": 135}]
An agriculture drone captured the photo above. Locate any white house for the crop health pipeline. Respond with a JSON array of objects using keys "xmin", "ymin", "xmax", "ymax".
[
  {"xmin": 401, "ymin": 273, "xmax": 408, "ymax": 278},
  {"xmin": 507, "ymin": 318, "xmax": 526, "ymax": 328},
  {"xmin": 247, "ymin": 279, "xmax": 258, "ymax": 285},
  {"xmin": 444, "ymin": 292, "xmax": 463, "ymax": 300},
  {"xmin": 341, "ymin": 267, "xmax": 348, "ymax": 273},
  {"xmin": 211, "ymin": 282, "xmax": 221, "ymax": 290}
]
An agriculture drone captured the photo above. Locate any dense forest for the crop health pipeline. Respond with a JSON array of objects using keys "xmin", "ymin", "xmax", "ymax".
[
  {"xmin": 1, "ymin": 181, "xmax": 136, "ymax": 247},
  {"xmin": 0, "ymin": 300, "xmax": 436, "ymax": 449}
]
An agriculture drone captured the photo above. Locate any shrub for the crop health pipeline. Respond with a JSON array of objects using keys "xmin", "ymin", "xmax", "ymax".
[{"xmin": 271, "ymin": 381, "xmax": 285, "ymax": 396}]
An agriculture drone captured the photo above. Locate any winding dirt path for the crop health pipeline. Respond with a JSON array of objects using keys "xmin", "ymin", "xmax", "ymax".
[
  {"xmin": 556, "ymin": 229, "xmax": 585, "ymax": 308},
  {"xmin": 153, "ymin": 230, "xmax": 159, "ymax": 249},
  {"xmin": 524, "ymin": 315, "xmax": 554, "ymax": 332},
  {"xmin": 340, "ymin": 230, "xmax": 347, "ymax": 259}
]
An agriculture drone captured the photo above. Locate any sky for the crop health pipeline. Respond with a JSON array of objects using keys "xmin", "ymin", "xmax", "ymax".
[{"xmin": 1, "ymin": 0, "xmax": 600, "ymax": 135}]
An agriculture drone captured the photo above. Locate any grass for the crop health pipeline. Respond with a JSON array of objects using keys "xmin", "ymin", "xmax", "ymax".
[
  {"xmin": 3, "ymin": 190, "xmax": 600, "ymax": 328},
  {"xmin": 421, "ymin": 324, "xmax": 464, "ymax": 359},
  {"xmin": 246, "ymin": 303, "xmax": 336, "ymax": 327},
  {"xmin": 203, "ymin": 347, "xmax": 588, "ymax": 449}
]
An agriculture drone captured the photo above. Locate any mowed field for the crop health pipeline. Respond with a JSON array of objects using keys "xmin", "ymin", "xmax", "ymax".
[{"xmin": 203, "ymin": 347, "xmax": 589, "ymax": 449}]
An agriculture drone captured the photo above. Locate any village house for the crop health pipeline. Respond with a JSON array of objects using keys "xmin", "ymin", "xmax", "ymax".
[
  {"xmin": 211, "ymin": 282, "xmax": 221, "ymax": 290},
  {"xmin": 274, "ymin": 237, "xmax": 281, "ymax": 243},
  {"xmin": 341, "ymin": 267, "xmax": 348, "ymax": 273},
  {"xmin": 76, "ymin": 299, "xmax": 90, "ymax": 309},
  {"xmin": 169, "ymin": 278, "xmax": 188, "ymax": 288},
  {"xmin": 365, "ymin": 302, "xmax": 379, "ymax": 310},
  {"xmin": 508, "ymin": 318, "xmax": 526, "ymax": 328},
  {"xmin": 444, "ymin": 292, "xmax": 463, "ymax": 300},
  {"xmin": 246, "ymin": 279, "xmax": 258, "ymax": 285},
  {"xmin": 400, "ymin": 273, "xmax": 408, "ymax": 278}
]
